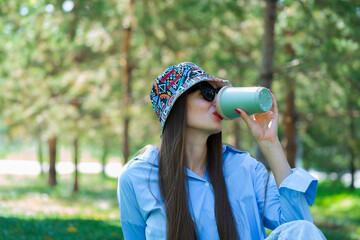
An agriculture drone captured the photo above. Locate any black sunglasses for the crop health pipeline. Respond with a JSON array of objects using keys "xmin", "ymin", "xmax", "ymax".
[{"xmin": 187, "ymin": 82, "xmax": 222, "ymax": 102}]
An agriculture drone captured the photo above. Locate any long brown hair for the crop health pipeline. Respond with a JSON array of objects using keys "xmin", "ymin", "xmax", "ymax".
[{"xmin": 159, "ymin": 93, "xmax": 238, "ymax": 240}]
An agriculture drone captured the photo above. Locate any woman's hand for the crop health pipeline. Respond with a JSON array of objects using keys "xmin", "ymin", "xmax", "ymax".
[
  {"xmin": 235, "ymin": 92, "xmax": 292, "ymax": 187},
  {"xmin": 235, "ymin": 92, "xmax": 279, "ymax": 144}
]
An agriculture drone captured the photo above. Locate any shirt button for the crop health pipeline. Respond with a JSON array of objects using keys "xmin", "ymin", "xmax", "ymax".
[{"xmin": 205, "ymin": 182, "xmax": 210, "ymax": 186}]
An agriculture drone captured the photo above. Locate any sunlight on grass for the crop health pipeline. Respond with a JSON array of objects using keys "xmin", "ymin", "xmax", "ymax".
[
  {"xmin": 0, "ymin": 174, "xmax": 123, "ymax": 239},
  {"xmin": 311, "ymin": 180, "xmax": 360, "ymax": 240},
  {"xmin": 1, "ymin": 175, "xmax": 359, "ymax": 239}
]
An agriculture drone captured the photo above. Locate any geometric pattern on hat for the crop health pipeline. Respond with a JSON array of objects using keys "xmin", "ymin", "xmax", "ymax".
[{"xmin": 150, "ymin": 62, "xmax": 231, "ymax": 134}]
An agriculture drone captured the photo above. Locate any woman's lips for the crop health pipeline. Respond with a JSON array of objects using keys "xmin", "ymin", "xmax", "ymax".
[{"xmin": 213, "ymin": 111, "xmax": 223, "ymax": 120}]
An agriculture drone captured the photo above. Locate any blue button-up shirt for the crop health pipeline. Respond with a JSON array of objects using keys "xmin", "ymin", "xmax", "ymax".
[{"xmin": 117, "ymin": 145, "xmax": 317, "ymax": 240}]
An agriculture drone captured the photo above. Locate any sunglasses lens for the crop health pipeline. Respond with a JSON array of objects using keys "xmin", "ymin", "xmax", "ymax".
[
  {"xmin": 200, "ymin": 83, "xmax": 216, "ymax": 101},
  {"xmin": 187, "ymin": 82, "xmax": 220, "ymax": 101},
  {"xmin": 202, "ymin": 88, "xmax": 215, "ymax": 101}
]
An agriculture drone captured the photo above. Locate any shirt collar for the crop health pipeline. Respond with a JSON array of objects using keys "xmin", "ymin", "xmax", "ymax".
[
  {"xmin": 140, "ymin": 145, "xmax": 214, "ymax": 182},
  {"xmin": 139, "ymin": 145, "xmax": 160, "ymax": 166}
]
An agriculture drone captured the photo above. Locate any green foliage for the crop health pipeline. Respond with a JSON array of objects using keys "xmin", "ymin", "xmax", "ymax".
[
  {"xmin": 0, "ymin": 0, "xmax": 359, "ymax": 172},
  {"xmin": 311, "ymin": 180, "xmax": 360, "ymax": 240},
  {"xmin": 274, "ymin": 0, "xmax": 360, "ymax": 172}
]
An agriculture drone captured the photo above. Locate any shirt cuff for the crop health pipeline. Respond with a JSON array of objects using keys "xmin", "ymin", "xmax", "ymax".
[{"xmin": 279, "ymin": 168, "xmax": 318, "ymax": 206}]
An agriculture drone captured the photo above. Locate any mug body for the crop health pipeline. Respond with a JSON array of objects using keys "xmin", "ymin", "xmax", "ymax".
[{"xmin": 215, "ymin": 86, "xmax": 273, "ymax": 120}]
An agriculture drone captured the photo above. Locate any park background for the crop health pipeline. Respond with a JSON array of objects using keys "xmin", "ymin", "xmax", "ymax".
[{"xmin": 0, "ymin": 0, "xmax": 359, "ymax": 239}]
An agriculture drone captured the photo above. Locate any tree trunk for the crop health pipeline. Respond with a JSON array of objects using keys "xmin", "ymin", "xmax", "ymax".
[
  {"xmin": 73, "ymin": 138, "xmax": 79, "ymax": 193},
  {"xmin": 102, "ymin": 139, "xmax": 109, "ymax": 177},
  {"xmin": 233, "ymin": 120, "xmax": 241, "ymax": 149},
  {"xmin": 284, "ymin": 82, "xmax": 297, "ymax": 168},
  {"xmin": 48, "ymin": 137, "xmax": 57, "ymax": 186},
  {"xmin": 68, "ymin": 0, "xmax": 80, "ymax": 40},
  {"xmin": 256, "ymin": 0, "xmax": 278, "ymax": 169},
  {"xmin": 122, "ymin": 0, "xmax": 135, "ymax": 163},
  {"xmin": 259, "ymin": 0, "xmax": 277, "ymax": 87},
  {"xmin": 123, "ymin": 118, "xmax": 130, "ymax": 164},
  {"xmin": 349, "ymin": 136, "xmax": 355, "ymax": 191},
  {"xmin": 349, "ymin": 91, "xmax": 356, "ymax": 191},
  {"xmin": 37, "ymin": 131, "xmax": 43, "ymax": 175}
]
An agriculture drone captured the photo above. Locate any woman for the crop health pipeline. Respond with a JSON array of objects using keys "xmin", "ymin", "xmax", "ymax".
[{"xmin": 117, "ymin": 62, "xmax": 325, "ymax": 240}]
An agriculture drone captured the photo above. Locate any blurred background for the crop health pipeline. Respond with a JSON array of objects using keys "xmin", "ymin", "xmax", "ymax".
[{"xmin": 0, "ymin": 0, "xmax": 359, "ymax": 239}]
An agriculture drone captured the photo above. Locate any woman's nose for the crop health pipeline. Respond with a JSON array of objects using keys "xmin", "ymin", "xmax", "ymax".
[{"xmin": 211, "ymin": 96, "xmax": 217, "ymax": 107}]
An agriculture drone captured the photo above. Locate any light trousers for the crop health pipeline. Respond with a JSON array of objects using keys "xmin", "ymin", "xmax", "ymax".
[{"xmin": 267, "ymin": 220, "xmax": 326, "ymax": 240}]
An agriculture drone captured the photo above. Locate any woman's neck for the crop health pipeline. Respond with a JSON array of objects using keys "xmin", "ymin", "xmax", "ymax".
[{"xmin": 185, "ymin": 129, "xmax": 209, "ymax": 178}]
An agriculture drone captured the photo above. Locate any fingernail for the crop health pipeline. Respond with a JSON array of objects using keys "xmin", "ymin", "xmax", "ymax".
[{"xmin": 234, "ymin": 109, "xmax": 241, "ymax": 115}]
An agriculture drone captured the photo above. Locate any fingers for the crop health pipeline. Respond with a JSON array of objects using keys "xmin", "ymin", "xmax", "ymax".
[
  {"xmin": 270, "ymin": 92, "xmax": 278, "ymax": 114},
  {"xmin": 234, "ymin": 108, "xmax": 253, "ymax": 129},
  {"xmin": 254, "ymin": 111, "xmax": 275, "ymax": 120}
]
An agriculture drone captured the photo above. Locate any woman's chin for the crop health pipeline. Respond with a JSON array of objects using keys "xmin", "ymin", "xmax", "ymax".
[{"xmin": 208, "ymin": 127, "xmax": 222, "ymax": 135}]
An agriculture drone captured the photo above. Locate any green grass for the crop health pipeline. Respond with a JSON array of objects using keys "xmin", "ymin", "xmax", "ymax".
[
  {"xmin": 0, "ymin": 217, "xmax": 121, "ymax": 240},
  {"xmin": 1, "ymin": 174, "xmax": 360, "ymax": 239},
  {"xmin": 0, "ymin": 174, "xmax": 123, "ymax": 240},
  {"xmin": 311, "ymin": 180, "xmax": 360, "ymax": 240}
]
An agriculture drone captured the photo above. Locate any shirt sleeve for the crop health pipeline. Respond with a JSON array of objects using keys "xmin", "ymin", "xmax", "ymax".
[
  {"xmin": 117, "ymin": 172, "xmax": 146, "ymax": 240},
  {"xmin": 254, "ymin": 162, "xmax": 318, "ymax": 230}
]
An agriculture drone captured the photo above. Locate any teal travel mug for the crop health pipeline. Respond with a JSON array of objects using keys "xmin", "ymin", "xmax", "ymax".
[{"xmin": 215, "ymin": 86, "xmax": 273, "ymax": 120}]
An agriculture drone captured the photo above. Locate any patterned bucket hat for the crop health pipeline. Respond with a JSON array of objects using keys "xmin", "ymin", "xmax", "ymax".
[{"xmin": 150, "ymin": 62, "xmax": 231, "ymax": 134}]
